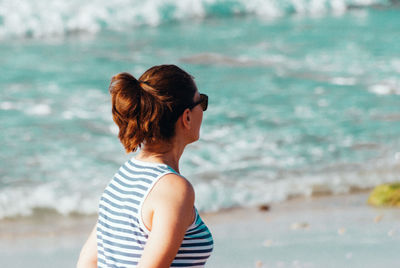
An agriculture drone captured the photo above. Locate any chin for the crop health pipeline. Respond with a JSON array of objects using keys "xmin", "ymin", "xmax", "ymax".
[{"xmin": 189, "ymin": 134, "xmax": 200, "ymax": 144}]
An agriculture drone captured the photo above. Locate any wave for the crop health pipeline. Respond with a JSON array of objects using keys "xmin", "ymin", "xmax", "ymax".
[
  {"xmin": 1, "ymin": 160, "xmax": 399, "ymax": 219},
  {"xmin": 0, "ymin": 0, "xmax": 393, "ymax": 39}
]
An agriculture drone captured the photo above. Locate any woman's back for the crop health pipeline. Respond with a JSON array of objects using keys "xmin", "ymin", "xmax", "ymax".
[
  {"xmin": 77, "ymin": 65, "xmax": 212, "ymax": 268},
  {"xmin": 97, "ymin": 157, "xmax": 214, "ymax": 267}
]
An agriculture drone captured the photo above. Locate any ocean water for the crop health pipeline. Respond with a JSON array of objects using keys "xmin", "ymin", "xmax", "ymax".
[{"xmin": 1, "ymin": 0, "xmax": 400, "ymax": 218}]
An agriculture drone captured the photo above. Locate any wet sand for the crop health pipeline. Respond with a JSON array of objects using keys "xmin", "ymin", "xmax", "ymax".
[{"xmin": 1, "ymin": 191, "xmax": 399, "ymax": 268}]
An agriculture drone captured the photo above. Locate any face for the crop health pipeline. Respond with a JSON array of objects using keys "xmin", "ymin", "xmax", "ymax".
[{"xmin": 189, "ymin": 90, "xmax": 204, "ymax": 142}]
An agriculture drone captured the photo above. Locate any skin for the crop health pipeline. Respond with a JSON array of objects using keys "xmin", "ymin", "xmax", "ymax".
[{"xmin": 77, "ymin": 91, "xmax": 204, "ymax": 268}]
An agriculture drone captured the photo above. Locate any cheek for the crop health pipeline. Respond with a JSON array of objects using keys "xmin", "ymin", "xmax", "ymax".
[
  {"xmin": 198, "ymin": 114, "xmax": 204, "ymax": 136},
  {"xmin": 198, "ymin": 112, "xmax": 203, "ymax": 129},
  {"xmin": 193, "ymin": 112, "xmax": 203, "ymax": 139}
]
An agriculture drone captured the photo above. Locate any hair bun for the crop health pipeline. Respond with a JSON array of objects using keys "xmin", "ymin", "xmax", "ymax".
[{"xmin": 109, "ymin": 72, "xmax": 140, "ymax": 96}]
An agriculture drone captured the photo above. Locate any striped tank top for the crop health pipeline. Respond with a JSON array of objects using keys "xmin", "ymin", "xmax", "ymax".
[{"xmin": 97, "ymin": 157, "xmax": 213, "ymax": 267}]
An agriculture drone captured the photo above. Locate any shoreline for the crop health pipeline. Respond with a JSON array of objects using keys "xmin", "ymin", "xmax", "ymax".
[
  {"xmin": 0, "ymin": 190, "xmax": 373, "ymax": 243},
  {"xmin": 1, "ymin": 191, "xmax": 399, "ymax": 268}
]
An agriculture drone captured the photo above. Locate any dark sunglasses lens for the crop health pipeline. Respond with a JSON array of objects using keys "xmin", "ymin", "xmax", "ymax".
[{"xmin": 200, "ymin": 94, "xmax": 208, "ymax": 111}]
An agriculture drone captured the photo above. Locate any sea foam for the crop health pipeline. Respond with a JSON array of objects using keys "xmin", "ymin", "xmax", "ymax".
[{"xmin": 0, "ymin": 0, "xmax": 391, "ymax": 39}]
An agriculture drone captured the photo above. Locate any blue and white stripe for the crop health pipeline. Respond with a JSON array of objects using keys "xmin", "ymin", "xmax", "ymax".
[{"xmin": 97, "ymin": 158, "xmax": 213, "ymax": 267}]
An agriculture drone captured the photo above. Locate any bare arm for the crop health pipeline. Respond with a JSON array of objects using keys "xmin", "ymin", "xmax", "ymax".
[
  {"xmin": 77, "ymin": 223, "xmax": 98, "ymax": 268},
  {"xmin": 138, "ymin": 174, "xmax": 195, "ymax": 268}
]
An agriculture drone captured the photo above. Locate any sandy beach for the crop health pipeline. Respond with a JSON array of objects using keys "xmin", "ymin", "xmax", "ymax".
[
  {"xmin": 1, "ymin": 191, "xmax": 398, "ymax": 268},
  {"xmin": 205, "ymin": 191, "xmax": 400, "ymax": 268}
]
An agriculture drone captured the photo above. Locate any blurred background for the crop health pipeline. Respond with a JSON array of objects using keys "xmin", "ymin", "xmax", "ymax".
[
  {"xmin": 1, "ymin": 1, "xmax": 400, "ymax": 263},
  {"xmin": 1, "ymin": 0, "xmax": 400, "ymax": 219}
]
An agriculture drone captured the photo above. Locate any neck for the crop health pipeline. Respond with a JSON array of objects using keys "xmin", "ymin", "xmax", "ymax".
[{"xmin": 136, "ymin": 138, "xmax": 186, "ymax": 173}]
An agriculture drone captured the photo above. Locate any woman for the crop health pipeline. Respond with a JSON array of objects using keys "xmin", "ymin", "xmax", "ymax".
[{"xmin": 77, "ymin": 64, "xmax": 213, "ymax": 268}]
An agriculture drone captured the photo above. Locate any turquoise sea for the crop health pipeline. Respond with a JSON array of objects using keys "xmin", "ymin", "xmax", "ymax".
[{"xmin": 1, "ymin": 0, "xmax": 400, "ymax": 219}]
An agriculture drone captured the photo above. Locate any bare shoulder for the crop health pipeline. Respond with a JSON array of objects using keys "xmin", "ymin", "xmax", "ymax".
[
  {"xmin": 151, "ymin": 173, "xmax": 195, "ymax": 205},
  {"xmin": 154, "ymin": 173, "xmax": 195, "ymax": 199},
  {"xmin": 142, "ymin": 173, "xmax": 195, "ymax": 231}
]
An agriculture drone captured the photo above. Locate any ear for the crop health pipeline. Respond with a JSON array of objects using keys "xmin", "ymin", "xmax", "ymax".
[{"xmin": 181, "ymin": 108, "xmax": 192, "ymax": 130}]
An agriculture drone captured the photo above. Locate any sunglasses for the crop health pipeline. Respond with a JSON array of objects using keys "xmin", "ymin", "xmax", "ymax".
[{"xmin": 187, "ymin": 93, "xmax": 208, "ymax": 111}]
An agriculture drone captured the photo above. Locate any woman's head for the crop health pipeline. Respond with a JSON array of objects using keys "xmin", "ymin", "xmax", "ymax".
[{"xmin": 109, "ymin": 64, "xmax": 205, "ymax": 153}]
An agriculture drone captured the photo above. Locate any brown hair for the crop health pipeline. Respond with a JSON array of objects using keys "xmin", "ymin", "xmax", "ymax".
[{"xmin": 109, "ymin": 65, "xmax": 197, "ymax": 153}]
